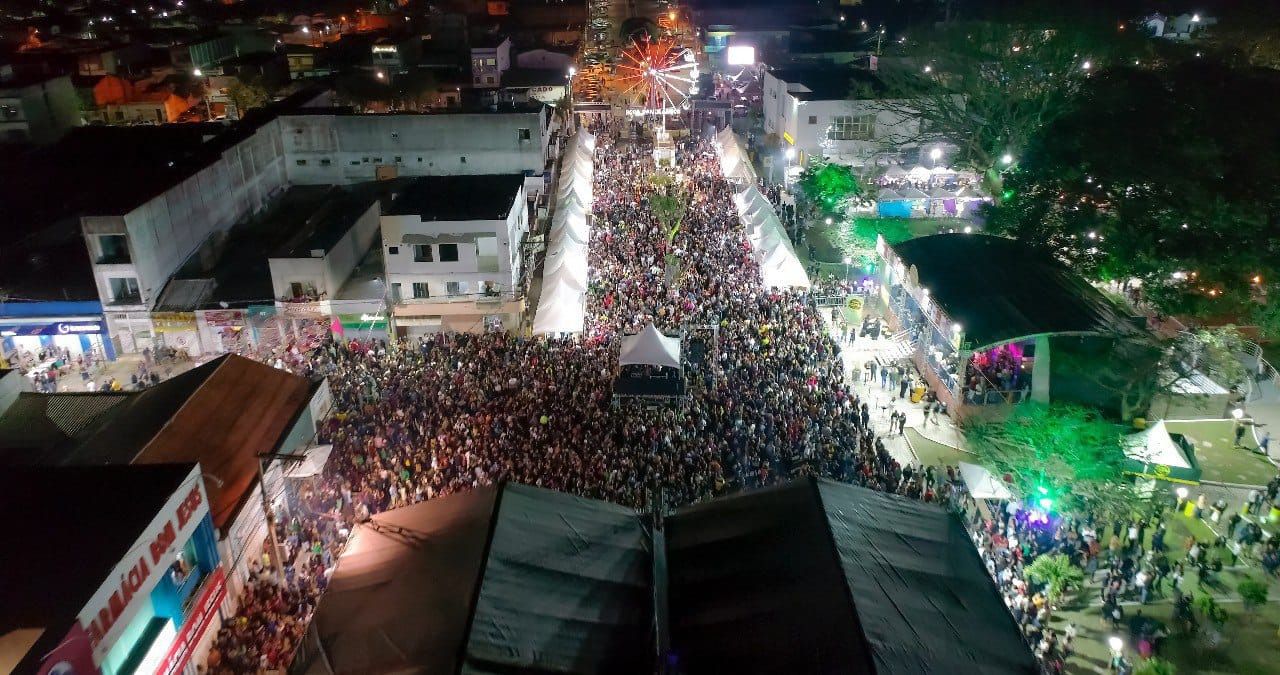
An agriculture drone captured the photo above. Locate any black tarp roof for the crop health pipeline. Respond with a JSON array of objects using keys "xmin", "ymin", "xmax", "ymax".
[
  {"xmin": 305, "ymin": 479, "xmax": 1035, "ymax": 675},
  {"xmin": 889, "ymin": 234, "xmax": 1135, "ymax": 350}
]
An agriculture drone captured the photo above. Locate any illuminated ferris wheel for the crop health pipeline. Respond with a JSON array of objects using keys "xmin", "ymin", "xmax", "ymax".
[{"xmin": 617, "ymin": 37, "xmax": 699, "ymax": 113}]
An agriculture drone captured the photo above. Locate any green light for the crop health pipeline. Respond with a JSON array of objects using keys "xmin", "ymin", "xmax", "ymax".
[
  {"xmin": 1037, "ymin": 485, "xmax": 1049, "ymax": 495},
  {"xmin": 1038, "ymin": 497, "xmax": 1053, "ymax": 509}
]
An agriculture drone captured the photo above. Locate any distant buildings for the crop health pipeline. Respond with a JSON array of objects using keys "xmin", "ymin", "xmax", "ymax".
[{"xmin": 0, "ymin": 66, "xmax": 80, "ymax": 143}]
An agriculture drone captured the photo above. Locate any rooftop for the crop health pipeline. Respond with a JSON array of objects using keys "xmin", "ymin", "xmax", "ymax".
[
  {"xmin": 768, "ymin": 65, "xmax": 884, "ymax": 101},
  {"xmin": 271, "ymin": 183, "xmax": 384, "ymax": 258},
  {"xmin": 501, "ymin": 67, "xmax": 569, "ymax": 89},
  {"xmin": 471, "ymin": 34, "xmax": 510, "ymax": 49},
  {"xmin": 386, "ymin": 174, "xmax": 524, "ymax": 220},
  {"xmin": 889, "ymin": 233, "xmax": 1137, "ymax": 349}
]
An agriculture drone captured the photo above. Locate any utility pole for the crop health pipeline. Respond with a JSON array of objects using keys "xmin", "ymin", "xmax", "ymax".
[{"xmin": 257, "ymin": 451, "xmax": 308, "ymax": 588}]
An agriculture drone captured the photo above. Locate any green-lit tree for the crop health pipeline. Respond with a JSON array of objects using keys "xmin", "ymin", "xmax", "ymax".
[
  {"xmin": 963, "ymin": 402, "xmax": 1146, "ymax": 518},
  {"xmin": 985, "ymin": 60, "xmax": 1280, "ymax": 320},
  {"xmin": 1133, "ymin": 658, "xmax": 1177, "ymax": 675},
  {"xmin": 1023, "ymin": 554, "xmax": 1084, "ymax": 606},
  {"xmin": 1237, "ymin": 577, "xmax": 1270, "ymax": 614},
  {"xmin": 797, "ymin": 162, "xmax": 867, "ymax": 216}
]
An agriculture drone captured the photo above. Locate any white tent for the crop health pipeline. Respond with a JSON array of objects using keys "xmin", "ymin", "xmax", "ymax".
[
  {"xmin": 619, "ymin": 323, "xmax": 681, "ymax": 369},
  {"xmin": 543, "ymin": 265, "xmax": 587, "ymax": 293},
  {"xmin": 284, "ymin": 444, "xmax": 334, "ymax": 479},
  {"xmin": 544, "ymin": 247, "xmax": 587, "ymax": 278},
  {"xmin": 958, "ymin": 462, "xmax": 1014, "ymax": 501},
  {"xmin": 550, "ymin": 217, "xmax": 589, "ymax": 245},
  {"xmin": 532, "ymin": 283, "xmax": 585, "ymax": 335},
  {"xmin": 882, "ymin": 165, "xmax": 908, "ymax": 179},
  {"xmin": 730, "ymin": 185, "xmax": 810, "ymax": 289},
  {"xmin": 877, "ymin": 187, "xmax": 903, "ymax": 201},
  {"xmin": 907, "ymin": 165, "xmax": 933, "ymax": 182},
  {"xmin": 1122, "ymin": 421, "xmax": 1193, "ymax": 471}
]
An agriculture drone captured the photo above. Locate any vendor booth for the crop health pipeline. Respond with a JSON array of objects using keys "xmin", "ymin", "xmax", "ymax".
[{"xmin": 1122, "ymin": 420, "xmax": 1201, "ymax": 484}]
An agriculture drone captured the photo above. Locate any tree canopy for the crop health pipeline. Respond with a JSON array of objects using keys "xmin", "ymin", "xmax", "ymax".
[
  {"xmin": 984, "ymin": 60, "xmax": 1280, "ymax": 319},
  {"xmin": 797, "ymin": 162, "xmax": 866, "ymax": 214},
  {"xmin": 963, "ymin": 402, "xmax": 1146, "ymax": 518}
]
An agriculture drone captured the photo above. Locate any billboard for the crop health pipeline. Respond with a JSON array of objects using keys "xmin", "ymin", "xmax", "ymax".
[{"xmin": 726, "ymin": 45, "xmax": 755, "ymax": 65}]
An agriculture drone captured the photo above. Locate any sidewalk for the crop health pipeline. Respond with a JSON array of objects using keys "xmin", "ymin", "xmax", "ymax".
[
  {"xmin": 820, "ymin": 310, "xmax": 968, "ymax": 466},
  {"xmin": 39, "ymin": 354, "xmax": 201, "ymax": 393}
]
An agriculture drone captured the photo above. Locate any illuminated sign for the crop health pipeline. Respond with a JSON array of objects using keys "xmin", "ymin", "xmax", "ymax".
[
  {"xmin": 372, "ymin": 45, "xmax": 397, "ymax": 53},
  {"xmin": 782, "ymin": 132, "xmax": 795, "ymax": 145},
  {"xmin": 726, "ymin": 45, "xmax": 755, "ymax": 65}
]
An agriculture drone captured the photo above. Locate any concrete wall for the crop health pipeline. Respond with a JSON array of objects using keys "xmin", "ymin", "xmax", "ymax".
[
  {"xmin": 0, "ymin": 74, "xmax": 81, "ymax": 144},
  {"xmin": 267, "ymin": 199, "xmax": 381, "ymax": 299},
  {"xmin": 281, "ymin": 112, "xmax": 546, "ymax": 184}
]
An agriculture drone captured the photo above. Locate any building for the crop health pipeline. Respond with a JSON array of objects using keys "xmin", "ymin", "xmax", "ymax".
[
  {"xmin": 875, "ymin": 233, "xmax": 1138, "ymax": 413},
  {"xmin": 514, "ymin": 47, "xmax": 574, "ymax": 71},
  {"xmin": 0, "ymin": 464, "xmax": 224, "ymax": 675},
  {"xmin": 371, "ymin": 36, "xmax": 422, "ymax": 79},
  {"xmin": 1144, "ymin": 12, "xmax": 1216, "ymax": 40},
  {"xmin": 762, "ymin": 65, "xmax": 923, "ymax": 173},
  {"xmin": 0, "ymin": 66, "xmax": 81, "ymax": 144},
  {"xmin": 470, "ymin": 35, "xmax": 511, "ymax": 88},
  {"xmin": 381, "ymin": 174, "xmax": 528, "ymax": 335},
  {"xmin": 499, "ymin": 67, "xmax": 569, "ymax": 105},
  {"xmin": 294, "ymin": 478, "xmax": 1037, "ymax": 674},
  {"xmin": 0, "ymin": 355, "xmax": 330, "ymax": 611}
]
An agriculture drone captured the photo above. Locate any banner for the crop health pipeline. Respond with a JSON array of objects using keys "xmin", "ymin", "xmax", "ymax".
[
  {"xmin": 156, "ymin": 567, "xmax": 227, "ymax": 675},
  {"xmin": 0, "ymin": 320, "xmax": 105, "ymax": 337}
]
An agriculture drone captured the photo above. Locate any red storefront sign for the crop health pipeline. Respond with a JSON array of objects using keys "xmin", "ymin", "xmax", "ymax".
[
  {"xmin": 155, "ymin": 567, "xmax": 227, "ymax": 675},
  {"xmin": 35, "ymin": 623, "xmax": 96, "ymax": 675}
]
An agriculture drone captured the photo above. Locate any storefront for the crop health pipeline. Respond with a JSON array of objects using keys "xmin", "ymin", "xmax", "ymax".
[
  {"xmin": 73, "ymin": 466, "xmax": 224, "ymax": 675},
  {"xmin": 150, "ymin": 312, "xmax": 204, "ymax": 357},
  {"xmin": 334, "ymin": 312, "xmax": 389, "ymax": 342},
  {"xmin": 197, "ymin": 309, "xmax": 250, "ymax": 354},
  {"xmin": 0, "ymin": 317, "xmax": 115, "ymax": 365}
]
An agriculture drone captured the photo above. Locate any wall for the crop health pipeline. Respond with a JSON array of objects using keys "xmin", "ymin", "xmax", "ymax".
[
  {"xmin": 0, "ymin": 74, "xmax": 81, "ymax": 144},
  {"xmin": 265, "ymin": 199, "xmax": 381, "ymax": 300},
  {"xmin": 281, "ymin": 112, "xmax": 546, "ymax": 183}
]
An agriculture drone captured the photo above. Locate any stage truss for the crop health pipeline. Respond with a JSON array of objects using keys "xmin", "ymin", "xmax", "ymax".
[{"xmin": 617, "ymin": 37, "xmax": 699, "ymax": 116}]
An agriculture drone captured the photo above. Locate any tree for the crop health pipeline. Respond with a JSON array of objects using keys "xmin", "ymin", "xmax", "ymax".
[
  {"xmin": 797, "ymin": 162, "xmax": 867, "ymax": 215},
  {"xmin": 1203, "ymin": 5, "xmax": 1280, "ymax": 69},
  {"xmin": 335, "ymin": 72, "xmax": 391, "ymax": 109},
  {"xmin": 226, "ymin": 80, "xmax": 269, "ymax": 117},
  {"xmin": 1133, "ymin": 658, "xmax": 1177, "ymax": 675},
  {"xmin": 393, "ymin": 68, "xmax": 438, "ymax": 110},
  {"xmin": 985, "ymin": 61, "xmax": 1280, "ymax": 320},
  {"xmin": 1023, "ymin": 553, "xmax": 1084, "ymax": 605},
  {"xmin": 879, "ymin": 14, "xmax": 1155, "ymax": 184},
  {"xmin": 1237, "ymin": 577, "xmax": 1270, "ymax": 613},
  {"xmin": 963, "ymin": 402, "xmax": 1146, "ymax": 518},
  {"xmin": 1053, "ymin": 326, "xmax": 1249, "ymax": 421}
]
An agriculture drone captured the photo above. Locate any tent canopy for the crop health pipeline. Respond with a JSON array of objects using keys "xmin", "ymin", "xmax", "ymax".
[
  {"xmin": 958, "ymin": 461, "xmax": 1014, "ymax": 500},
  {"xmin": 619, "ymin": 323, "xmax": 681, "ymax": 369},
  {"xmin": 532, "ymin": 284, "xmax": 585, "ymax": 334},
  {"xmin": 1122, "ymin": 420, "xmax": 1201, "ymax": 483}
]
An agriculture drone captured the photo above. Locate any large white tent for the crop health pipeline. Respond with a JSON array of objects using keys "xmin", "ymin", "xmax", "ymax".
[
  {"xmin": 715, "ymin": 127, "xmax": 758, "ymax": 185},
  {"xmin": 957, "ymin": 462, "xmax": 1014, "ymax": 501},
  {"xmin": 730, "ymin": 185, "xmax": 811, "ymax": 289},
  {"xmin": 535, "ymin": 130, "xmax": 595, "ymax": 335},
  {"xmin": 619, "ymin": 323, "xmax": 682, "ymax": 369}
]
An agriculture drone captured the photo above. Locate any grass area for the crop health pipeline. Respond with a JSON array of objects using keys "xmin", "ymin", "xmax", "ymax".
[
  {"xmin": 1053, "ymin": 595, "xmax": 1280, "ymax": 675},
  {"xmin": 904, "ymin": 428, "xmax": 972, "ymax": 468},
  {"xmin": 804, "ymin": 216, "xmax": 963, "ymax": 264},
  {"xmin": 1164, "ymin": 420, "xmax": 1275, "ymax": 486}
]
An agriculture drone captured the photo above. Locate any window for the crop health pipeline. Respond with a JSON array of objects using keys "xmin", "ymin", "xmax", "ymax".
[
  {"xmin": 391, "ymin": 282, "xmax": 402, "ymax": 302},
  {"xmin": 97, "ymin": 235, "xmax": 130, "ymax": 264},
  {"xmin": 296, "ymin": 159, "xmax": 307, "ymax": 166},
  {"xmin": 485, "ymin": 76, "xmax": 495, "ymax": 84},
  {"xmin": 374, "ymin": 157, "xmax": 383, "ymax": 163},
  {"xmin": 413, "ymin": 244, "xmax": 433, "ymax": 262},
  {"xmin": 459, "ymin": 156, "xmax": 467, "ymax": 164},
  {"xmin": 320, "ymin": 158, "xmax": 331, "ymax": 166},
  {"xmin": 807, "ymin": 115, "xmax": 817, "ymax": 125},
  {"xmin": 387, "ymin": 246, "xmax": 399, "ymax": 255},
  {"xmin": 362, "ymin": 157, "xmax": 369, "ymax": 163},
  {"xmin": 438, "ymin": 243, "xmax": 459, "ymax": 261},
  {"xmin": 446, "ymin": 281, "xmax": 465, "ymax": 296},
  {"xmin": 486, "ymin": 58, "xmax": 497, "ymax": 66},
  {"xmin": 350, "ymin": 160, "xmax": 360, "ymax": 166},
  {"xmin": 412, "ymin": 282, "xmax": 430, "ymax": 298},
  {"xmin": 109, "ymin": 277, "xmax": 141, "ymax": 303},
  {"xmin": 828, "ymin": 114, "xmax": 875, "ymax": 141},
  {"xmin": 518, "ymin": 128, "xmax": 531, "ymax": 141},
  {"xmin": 417, "ymin": 157, "xmax": 423, "ymax": 162},
  {"xmin": 394, "ymin": 156, "xmax": 402, "ymax": 163}
]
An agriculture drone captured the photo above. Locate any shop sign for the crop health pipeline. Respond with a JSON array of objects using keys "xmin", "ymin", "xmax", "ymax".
[
  {"xmin": 151, "ymin": 312, "xmax": 198, "ymax": 333},
  {"xmin": 78, "ymin": 472, "xmax": 210, "ymax": 665},
  {"xmin": 0, "ymin": 320, "xmax": 105, "ymax": 337},
  {"xmin": 36, "ymin": 623, "xmax": 96, "ymax": 675},
  {"xmin": 200, "ymin": 310, "xmax": 245, "ymax": 327},
  {"xmin": 156, "ymin": 567, "xmax": 227, "ymax": 675},
  {"xmin": 338, "ymin": 313, "xmax": 388, "ymax": 330}
]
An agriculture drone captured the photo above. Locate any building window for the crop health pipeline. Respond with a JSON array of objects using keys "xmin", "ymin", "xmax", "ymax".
[
  {"xmin": 391, "ymin": 282, "xmax": 402, "ymax": 302},
  {"xmin": 485, "ymin": 76, "xmax": 495, "ymax": 84},
  {"xmin": 296, "ymin": 159, "xmax": 307, "ymax": 166},
  {"xmin": 387, "ymin": 246, "xmax": 399, "ymax": 255},
  {"xmin": 829, "ymin": 114, "xmax": 875, "ymax": 141},
  {"xmin": 351, "ymin": 160, "xmax": 361, "ymax": 166},
  {"xmin": 109, "ymin": 277, "xmax": 141, "ymax": 304},
  {"xmin": 413, "ymin": 244, "xmax": 433, "ymax": 262},
  {"xmin": 374, "ymin": 157, "xmax": 383, "ymax": 163},
  {"xmin": 518, "ymin": 128, "xmax": 531, "ymax": 141},
  {"xmin": 412, "ymin": 282, "xmax": 430, "ymax": 298},
  {"xmin": 97, "ymin": 235, "xmax": 130, "ymax": 264},
  {"xmin": 438, "ymin": 243, "xmax": 459, "ymax": 261},
  {"xmin": 446, "ymin": 281, "xmax": 465, "ymax": 296},
  {"xmin": 460, "ymin": 156, "xmax": 467, "ymax": 164},
  {"xmin": 807, "ymin": 115, "xmax": 817, "ymax": 125},
  {"xmin": 320, "ymin": 158, "xmax": 331, "ymax": 166},
  {"xmin": 394, "ymin": 156, "xmax": 402, "ymax": 163},
  {"xmin": 486, "ymin": 58, "xmax": 497, "ymax": 66},
  {"xmin": 417, "ymin": 157, "xmax": 423, "ymax": 162}
]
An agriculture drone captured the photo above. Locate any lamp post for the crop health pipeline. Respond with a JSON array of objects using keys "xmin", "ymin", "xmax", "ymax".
[
  {"xmin": 1107, "ymin": 636, "xmax": 1124, "ymax": 672},
  {"xmin": 843, "ymin": 255, "xmax": 852, "ymax": 284}
]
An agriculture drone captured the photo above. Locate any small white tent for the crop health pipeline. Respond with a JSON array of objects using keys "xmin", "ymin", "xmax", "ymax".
[
  {"xmin": 958, "ymin": 462, "xmax": 1014, "ymax": 501},
  {"xmin": 619, "ymin": 323, "xmax": 682, "ymax": 369}
]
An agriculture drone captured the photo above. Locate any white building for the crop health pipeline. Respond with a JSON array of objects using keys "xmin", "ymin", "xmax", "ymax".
[
  {"xmin": 1144, "ymin": 13, "xmax": 1216, "ymax": 40},
  {"xmin": 762, "ymin": 66, "xmax": 923, "ymax": 172},
  {"xmin": 471, "ymin": 35, "xmax": 512, "ymax": 88},
  {"xmin": 0, "ymin": 67, "xmax": 81, "ymax": 144},
  {"xmin": 380, "ymin": 174, "xmax": 528, "ymax": 335},
  {"xmin": 77, "ymin": 106, "xmax": 554, "ymax": 354}
]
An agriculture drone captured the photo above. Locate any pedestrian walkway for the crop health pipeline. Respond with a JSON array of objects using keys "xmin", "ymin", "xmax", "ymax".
[
  {"xmin": 43, "ymin": 353, "xmax": 201, "ymax": 393},
  {"xmin": 820, "ymin": 310, "xmax": 968, "ymax": 467}
]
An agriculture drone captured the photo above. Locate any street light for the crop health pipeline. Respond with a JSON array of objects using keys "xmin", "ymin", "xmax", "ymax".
[
  {"xmin": 825, "ymin": 217, "xmax": 833, "ymax": 225},
  {"xmin": 1232, "ymin": 407, "xmax": 1245, "ymax": 420},
  {"xmin": 843, "ymin": 256, "xmax": 852, "ymax": 283},
  {"xmin": 192, "ymin": 68, "xmax": 202, "ymax": 77},
  {"xmin": 785, "ymin": 147, "xmax": 796, "ymax": 161},
  {"xmin": 1081, "ymin": 60, "xmax": 1092, "ymax": 70},
  {"xmin": 1000, "ymin": 153, "xmax": 1014, "ymax": 166}
]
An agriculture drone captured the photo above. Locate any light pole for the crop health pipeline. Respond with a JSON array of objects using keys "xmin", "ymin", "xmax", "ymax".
[
  {"xmin": 1107, "ymin": 636, "xmax": 1124, "ymax": 672},
  {"xmin": 843, "ymin": 255, "xmax": 852, "ymax": 284}
]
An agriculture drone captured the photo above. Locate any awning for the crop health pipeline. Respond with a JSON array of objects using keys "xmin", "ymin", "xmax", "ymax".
[{"xmin": 958, "ymin": 462, "xmax": 1014, "ymax": 500}]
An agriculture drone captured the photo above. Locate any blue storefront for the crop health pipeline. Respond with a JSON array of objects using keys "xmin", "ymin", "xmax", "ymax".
[{"xmin": 0, "ymin": 300, "xmax": 116, "ymax": 364}]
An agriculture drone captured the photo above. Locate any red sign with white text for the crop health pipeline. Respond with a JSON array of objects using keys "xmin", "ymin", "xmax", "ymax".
[{"xmin": 156, "ymin": 567, "xmax": 226, "ymax": 675}]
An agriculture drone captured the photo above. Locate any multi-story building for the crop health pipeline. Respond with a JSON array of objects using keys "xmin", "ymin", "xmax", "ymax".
[
  {"xmin": 470, "ymin": 35, "xmax": 511, "ymax": 88},
  {"xmin": 762, "ymin": 65, "xmax": 924, "ymax": 174},
  {"xmin": 381, "ymin": 174, "xmax": 528, "ymax": 336},
  {"xmin": 0, "ymin": 66, "xmax": 81, "ymax": 144}
]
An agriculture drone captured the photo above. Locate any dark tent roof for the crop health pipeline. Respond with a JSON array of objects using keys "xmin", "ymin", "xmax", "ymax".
[
  {"xmin": 305, "ymin": 479, "xmax": 1032, "ymax": 675},
  {"xmin": 665, "ymin": 479, "xmax": 1038, "ymax": 675},
  {"xmin": 889, "ymin": 234, "xmax": 1134, "ymax": 349},
  {"xmin": 0, "ymin": 391, "xmax": 130, "ymax": 454},
  {"xmin": 665, "ymin": 479, "xmax": 875, "ymax": 674},
  {"xmin": 307, "ymin": 483, "xmax": 654, "ymax": 675},
  {"xmin": 463, "ymin": 484, "xmax": 653, "ymax": 674}
]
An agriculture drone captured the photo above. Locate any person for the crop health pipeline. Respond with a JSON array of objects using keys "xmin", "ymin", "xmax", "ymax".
[{"xmin": 1235, "ymin": 421, "xmax": 1247, "ymax": 448}]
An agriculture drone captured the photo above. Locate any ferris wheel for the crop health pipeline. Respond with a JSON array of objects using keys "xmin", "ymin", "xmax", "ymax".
[{"xmin": 617, "ymin": 37, "xmax": 699, "ymax": 113}]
